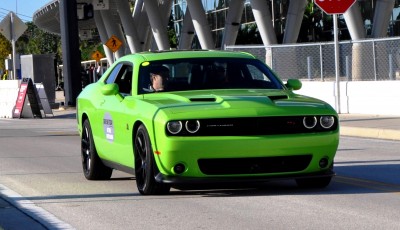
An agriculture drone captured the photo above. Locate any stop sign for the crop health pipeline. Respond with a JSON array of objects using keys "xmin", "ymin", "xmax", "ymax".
[{"xmin": 315, "ymin": 0, "xmax": 356, "ymax": 14}]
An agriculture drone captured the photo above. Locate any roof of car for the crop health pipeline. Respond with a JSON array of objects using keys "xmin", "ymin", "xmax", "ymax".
[{"xmin": 118, "ymin": 50, "xmax": 256, "ymax": 62}]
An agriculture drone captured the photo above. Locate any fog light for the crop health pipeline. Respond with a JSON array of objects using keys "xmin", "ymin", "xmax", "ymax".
[
  {"xmin": 319, "ymin": 157, "xmax": 329, "ymax": 169},
  {"xmin": 173, "ymin": 163, "xmax": 186, "ymax": 174}
]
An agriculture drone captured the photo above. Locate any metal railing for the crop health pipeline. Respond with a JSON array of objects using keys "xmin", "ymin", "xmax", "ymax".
[{"xmin": 226, "ymin": 36, "xmax": 400, "ymax": 81}]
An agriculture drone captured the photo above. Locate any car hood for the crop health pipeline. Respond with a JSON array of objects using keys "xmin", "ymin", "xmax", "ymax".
[{"xmin": 141, "ymin": 89, "xmax": 335, "ymax": 117}]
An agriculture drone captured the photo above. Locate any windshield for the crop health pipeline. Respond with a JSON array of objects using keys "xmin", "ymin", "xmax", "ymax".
[{"xmin": 138, "ymin": 58, "xmax": 284, "ymax": 94}]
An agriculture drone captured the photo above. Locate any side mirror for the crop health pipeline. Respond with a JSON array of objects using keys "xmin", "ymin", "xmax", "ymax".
[
  {"xmin": 101, "ymin": 83, "xmax": 119, "ymax": 96},
  {"xmin": 285, "ymin": 79, "xmax": 302, "ymax": 91}
]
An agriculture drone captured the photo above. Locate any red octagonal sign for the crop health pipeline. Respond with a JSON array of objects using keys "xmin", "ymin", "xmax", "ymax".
[{"xmin": 315, "ymin": 0, "xmax": 356, "ymax": 14}]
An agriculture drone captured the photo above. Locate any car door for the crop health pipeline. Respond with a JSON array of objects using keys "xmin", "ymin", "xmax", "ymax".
[{"xmin": 95, "ymin": 62, "xmax": 134, "ymax": 168}]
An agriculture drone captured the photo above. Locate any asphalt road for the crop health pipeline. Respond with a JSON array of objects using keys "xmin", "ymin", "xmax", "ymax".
[{"xmin": 1, "ymin": 116, "xmax": 400, "ymax": 229}]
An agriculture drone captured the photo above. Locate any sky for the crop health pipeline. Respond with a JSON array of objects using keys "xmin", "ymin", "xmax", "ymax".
[{"xmin": 0, "ymin": 0, "xmax": 52, "ymax": 22}]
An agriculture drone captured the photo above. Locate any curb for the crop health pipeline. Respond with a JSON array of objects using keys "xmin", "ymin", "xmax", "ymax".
[
  {"xmin": 0, "ymin": 184, "xmax": 74, "ymax": 229},
  {"xmin": 340, "ymin": 126, "xmax": 400, "ymax": 141}
]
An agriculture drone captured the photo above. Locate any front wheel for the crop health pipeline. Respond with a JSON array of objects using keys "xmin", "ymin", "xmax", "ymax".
[
  {"xmin": 134, "ymin": 124, "xmax": 170, "ymax": 195},
  {"xmin": 295, "ymin": 176, "xmax": 332, "ymax": 188},
  {"xmin": 81, "ymin": 119, "xmax": 113, "ymax": 180}
]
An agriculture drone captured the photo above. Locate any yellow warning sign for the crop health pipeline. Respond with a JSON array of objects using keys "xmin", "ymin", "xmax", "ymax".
[
  {"xmin": 91, "ymin": 51, "xmax": 104, "ymax": 62},
  {"xmin": 105, "ymin": 35, "xmax": 122, "ymax": 53}
]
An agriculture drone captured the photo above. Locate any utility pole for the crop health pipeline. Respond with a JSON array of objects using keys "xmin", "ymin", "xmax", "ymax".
[{"xmin": 59, "ymin": 0, "xmax": 82, "ymax": 106}]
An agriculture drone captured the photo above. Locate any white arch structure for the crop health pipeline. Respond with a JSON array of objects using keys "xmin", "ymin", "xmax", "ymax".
[{"xmin": 33, "ymin": 0, "xmax": 396, "ymax": 65}]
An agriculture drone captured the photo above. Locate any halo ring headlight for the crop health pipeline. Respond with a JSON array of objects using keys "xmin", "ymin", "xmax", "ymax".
[
  {"xmin": 167, "ymin": 121, "xmax": 182, "ymax": 134},
  {"xmin": 185, "ymin": 120, "xmax": 200, "ymax": 134},
  {"xmin": 303, "ymin": 116, "xmax": 317, "ymax": 129},
  {"xmin": 320, "ymin": 116, "xmax": 335, "ymax": 129}
]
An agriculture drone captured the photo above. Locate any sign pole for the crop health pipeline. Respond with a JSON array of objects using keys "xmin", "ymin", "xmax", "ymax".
[
  {"xmin": 0, "ymin": 12, "xmax": 27, "ymax": 80},
  {"xmin": 11, "ymin": 13, "xmax": 17, "ymax": 80},
  {"xmin": 333, "ymin": 14, "xmax": 341, "ymax": 114},
  {"xmin": 95, "ymin": 61, "xmax": 98, "ymax": 82},
  {"xmin": 314, "ymin": 0, "xmax": 356, "ymax": 114}
]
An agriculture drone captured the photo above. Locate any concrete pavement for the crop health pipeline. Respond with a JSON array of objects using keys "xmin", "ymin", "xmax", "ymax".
[{"xmin": 1, "ymin": 104, "xmax": 400, "ymax": 229}]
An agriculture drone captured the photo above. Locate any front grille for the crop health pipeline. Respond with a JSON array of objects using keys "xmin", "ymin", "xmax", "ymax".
[
  {"xmin": 198, "ymin": 155, "xmax": 312, "ymax": 175},
  {"xmin": 167, "ymin": 116, "xmax": 338, "ymax": 136}
]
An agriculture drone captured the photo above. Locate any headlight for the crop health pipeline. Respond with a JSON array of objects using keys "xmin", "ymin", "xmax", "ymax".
[
  {"xmin": 320, "ymin": 116, "xmax": 335, "ymax": 129},
  {"xmin": 303, "ymin": 116, "xmax": 317, "ymax": 129},
  {"xmin": 185, "ymin": 120, "xmax": 200, "ymax": 133},
  {"xmin": 167, "ymin": 121, "xmax": 182, "ymax": 134}
]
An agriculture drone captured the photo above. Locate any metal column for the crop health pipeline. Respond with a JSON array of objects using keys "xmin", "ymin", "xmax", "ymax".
[
  {"xmin": 282, "ymin": 0, "xmax": 307, "ymax": 44},
  {"xmin": 144, "ymin": 0, "xmax": 170, "ymax": 50},
  {"xmin": 187, "ymin": 0, "xmax": 214, "ymax": 49},
  {"xmin": 250, "ymin": 0, "xmax": 277, "ymax": 45},
  {"xmin": 343, "ymin": 2, "xmax": 366, "ymax": 40},
  {"xmin": 59, "ymin": 0, "xmax": 82, "ymax": 106},
  {"xmin": 371, "ymin": 0, "xmax": 395, "ymax": 38},
  {"xmin": 221, "ymin": 0, "xmax": 245, "ymax": 48},
  {"xmin": 178, "ymin": 9, "xmax": 195, "ymax": 50},
  {"xmin": 94, "ymin": 11, "xmax": 114, "ymax": 65},
  {"xmin": 116, "ymin": 0, "xmax": 141, "ymax": 53}
]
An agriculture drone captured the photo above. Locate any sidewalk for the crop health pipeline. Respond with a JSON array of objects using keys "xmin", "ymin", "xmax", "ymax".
[{"xmin": 339, "ymin": 114, "xmax": 400, "ymax": 141}]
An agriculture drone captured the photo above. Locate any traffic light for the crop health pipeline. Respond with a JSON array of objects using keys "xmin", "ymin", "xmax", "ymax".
[
  {"xmin": 77, "ymin": 3, "xmax": 93, "ymax": 20},
  {"xmin": 83, "ymin": 4, "xmax": 94, "ymax": 19}
]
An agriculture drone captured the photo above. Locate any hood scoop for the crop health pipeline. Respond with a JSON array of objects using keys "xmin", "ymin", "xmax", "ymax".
[
  {"xmin": 188, "ymin": 95, "xmax": 288, "ymax": 103},
  {"xmin": 268, "ymin": 95, "xmax": 288, "ymax": 101},
  {"xmin": 189, "ymin": 97, "xmax": 217, "ymax": 102}
]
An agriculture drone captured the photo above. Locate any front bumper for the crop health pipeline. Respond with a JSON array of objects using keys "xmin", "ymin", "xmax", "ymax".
[
  {"xmin": 153, "ymin": 132, "xmax": 339, "ymax": 177},
  {"xmin": 155, "ymin": 169, "xmax": 335, "ymax": 185}
]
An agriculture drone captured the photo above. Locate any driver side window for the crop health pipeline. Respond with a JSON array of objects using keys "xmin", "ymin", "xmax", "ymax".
[
  {"xmin": 105, "ymin": 63, "xmax": 133, "ymax": 96},
  {"xmin": 105, "ymin": 64, "xmax": 122, "ymax": 84}
]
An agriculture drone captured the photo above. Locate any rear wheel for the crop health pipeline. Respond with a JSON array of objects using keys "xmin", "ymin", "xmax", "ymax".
[
  {"xmin": 134, "ymin": 124, "xmax": 170, "ymax": 195},
  {"xmin": 81, "ymin": 119, "xmax": 113, "ymax": 180},
  {"xmin": 296, "ymin": 176, "xmax": 332, "ymax": 188}
]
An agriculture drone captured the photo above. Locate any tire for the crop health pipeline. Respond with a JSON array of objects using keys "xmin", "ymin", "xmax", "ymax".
[
  {"xmin": 134, "ymin": 124, "xmax": 170, "ymax": 195},
  {"xmin": 296, "ymin": 176, "xmax": 332, "ymax": 189},
  {"xmin": 81, "ymin": 119, "xmax": 113, "ymax": 180}
]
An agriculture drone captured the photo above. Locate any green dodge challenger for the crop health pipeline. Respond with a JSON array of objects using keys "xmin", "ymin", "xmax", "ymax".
[{"xmin": 77, "ymin": 50, "xmax": 339, "ymax": 195}]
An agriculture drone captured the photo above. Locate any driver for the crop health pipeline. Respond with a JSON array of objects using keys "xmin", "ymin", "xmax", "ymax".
[{"xmin": 149, "ymin": 66, "xmax": 170, "ymax": 92}]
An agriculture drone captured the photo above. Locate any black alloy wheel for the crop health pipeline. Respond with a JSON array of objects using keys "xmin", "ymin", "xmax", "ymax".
[
  {"xmin": 134, "ymin": 124, "xmax": 170, "ymax": 195},
  {"xmin": 81, "ymin": 119, "xmax": 113, "ymax": 180}
]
